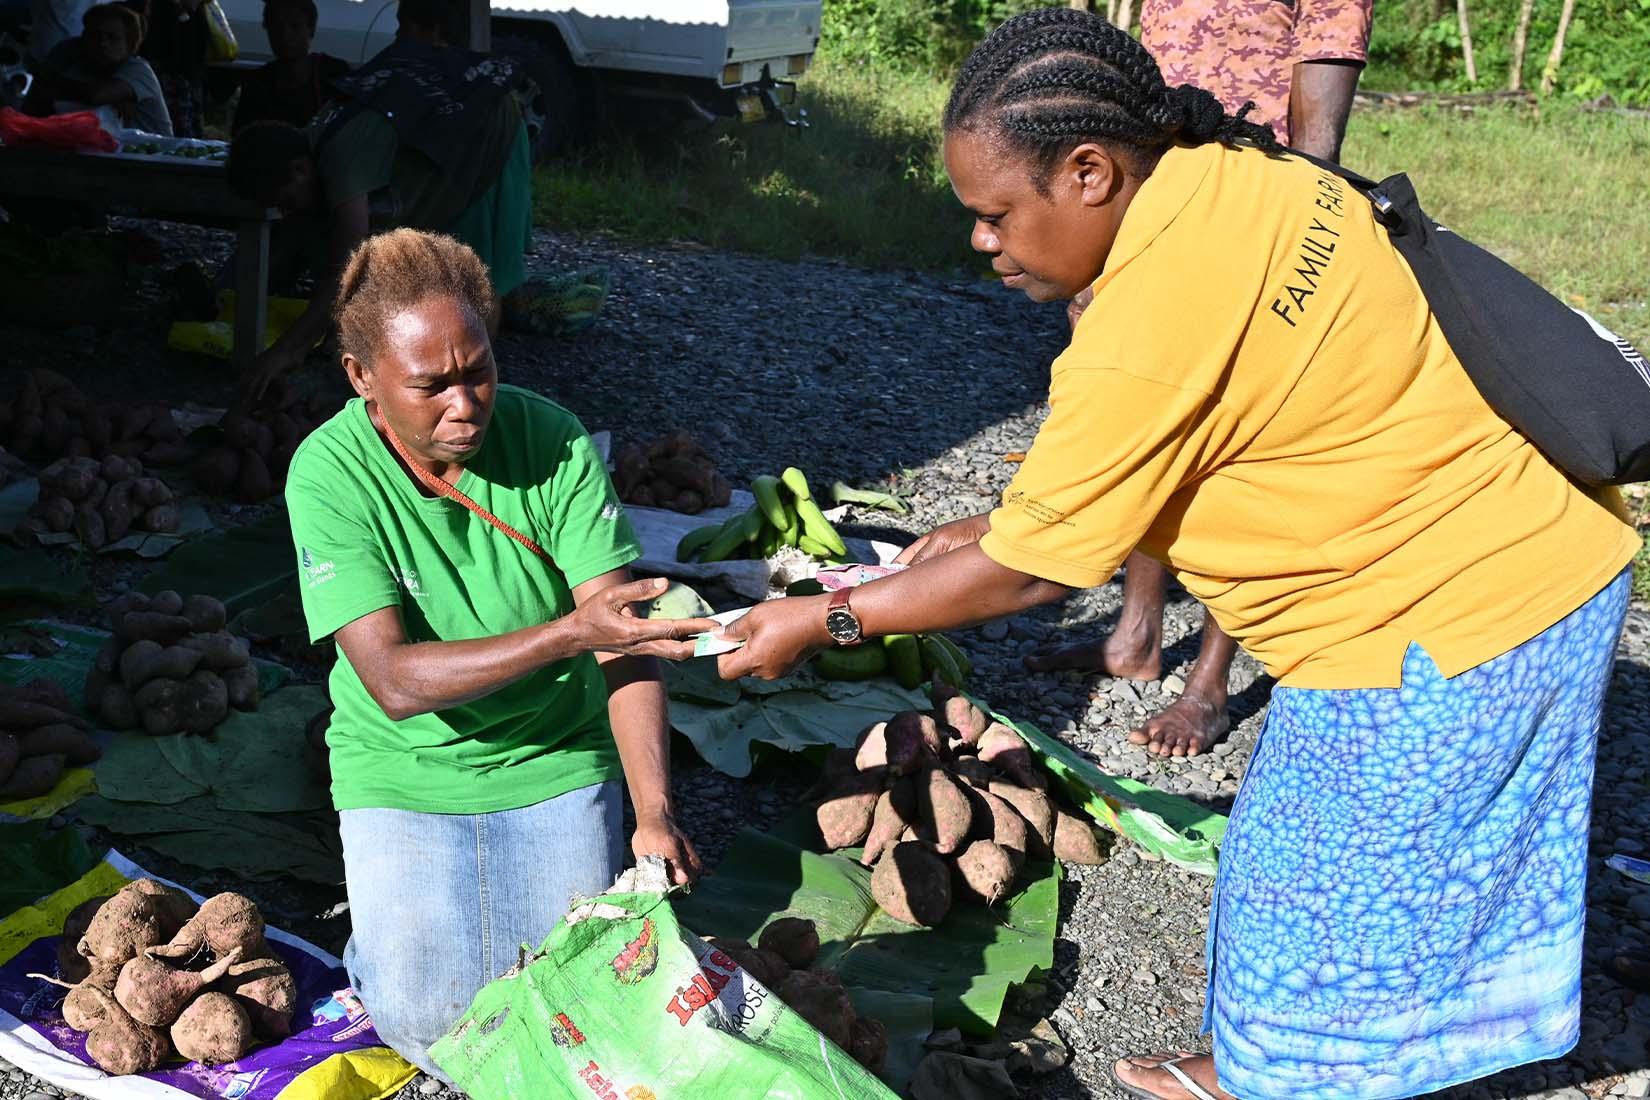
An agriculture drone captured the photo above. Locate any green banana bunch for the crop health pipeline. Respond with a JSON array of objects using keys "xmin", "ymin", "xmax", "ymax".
[
  {"xmin": 813, "ymin": 630, "xmax": 971, "ymax": 688},
  {"xmin": 676, "ymin": 466, "xmax": 852, "ymax": 564}
]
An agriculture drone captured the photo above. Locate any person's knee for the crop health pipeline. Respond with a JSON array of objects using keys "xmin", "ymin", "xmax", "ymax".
[{"xmin": 351, "ymin": 938, "xmax": 477, "ymax": 1067}]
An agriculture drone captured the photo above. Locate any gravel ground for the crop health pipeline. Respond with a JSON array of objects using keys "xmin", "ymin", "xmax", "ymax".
[{"xmin": 2, "ymin": 226, "xmax": 1648, "ymax": 1100}]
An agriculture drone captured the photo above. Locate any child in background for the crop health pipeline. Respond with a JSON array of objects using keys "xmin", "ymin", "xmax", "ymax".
[
  {"xmin": 25, "ymin": 2, "xmax": 172, "ymax": 134},
  {"xmin": 232, "ymin": 0, "xmax": 346, "ymax": 132}
]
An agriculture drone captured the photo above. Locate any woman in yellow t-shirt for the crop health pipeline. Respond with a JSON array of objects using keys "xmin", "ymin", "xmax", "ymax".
[{"xmin": 718, "ymin": 10, "xmax": 1638, "ymax": 1100}]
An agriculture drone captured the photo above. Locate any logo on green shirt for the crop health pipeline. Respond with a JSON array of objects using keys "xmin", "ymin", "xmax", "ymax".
[{"xmin": 301, "ymin": 546, "xmax": 336, "ymax": 587}]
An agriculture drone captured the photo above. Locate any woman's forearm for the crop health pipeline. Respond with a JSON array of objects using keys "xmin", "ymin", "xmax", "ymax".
[
  {"xmin": 852, "ymin": 543, "xmax": 1071, "ymax": 638},
  {"xmin": 599, "ymin": 654, "xmax": 674, "ymax": 819}
]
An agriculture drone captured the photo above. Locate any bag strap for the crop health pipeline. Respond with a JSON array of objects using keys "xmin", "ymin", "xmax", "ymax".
[
  {"xmin": 1284, "ymin": 146, "xmax": 1411, "ymax": 234},
  {"xmin": 369, "ymin": 404, "xmax": 556, "ymax": 569}
]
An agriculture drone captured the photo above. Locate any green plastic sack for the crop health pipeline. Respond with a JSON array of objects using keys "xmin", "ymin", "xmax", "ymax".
[{"xmin": 430, "ymin": 862, "xmax": 897, "ymax": 1100}]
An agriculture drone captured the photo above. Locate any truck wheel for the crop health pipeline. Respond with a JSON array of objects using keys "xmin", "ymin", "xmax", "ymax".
[{"xmin": 496, "ymin": 32, "xmax": 588, "ymax": 163}]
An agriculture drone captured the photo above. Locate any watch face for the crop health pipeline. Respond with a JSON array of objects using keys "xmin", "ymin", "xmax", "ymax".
[{"xmin": 825, "ymin": 608, "xmax": 862, "ymax": 644}]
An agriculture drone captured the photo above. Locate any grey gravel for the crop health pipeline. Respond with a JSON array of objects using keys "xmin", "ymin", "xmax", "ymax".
[{"xmin": 1, "ymin": 227, "xmax": 1647, "ymax": 1100}]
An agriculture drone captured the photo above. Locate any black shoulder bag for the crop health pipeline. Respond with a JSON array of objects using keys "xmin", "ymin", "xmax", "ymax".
[{"xmin": 1299, "ymin": 152, "xmax": 1650, "ymax": 486}]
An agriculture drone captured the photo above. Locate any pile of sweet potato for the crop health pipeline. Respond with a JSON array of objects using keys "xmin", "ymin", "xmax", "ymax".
[
  {"xmin": 84, "ymin": 592, "xmax": 260, "ymax": 736},
  {"xmin": 0, "ymin": 370, "xmax": 192, "ymax": 467},
  {"xmin": 703, "ymin": 917, "xmax": 887, "ymax": 1074},
  {"xmin": 31, "ymin": 882, "xmax": 297, "ymax": 1073},
  {"xmin": 611, "ymin": 431, "xmax": 732, "ymax": 514},
  {"xmin": 193, "ymin": 388, "xmax": 333, "ymax": 504},
  {"xmin": 23, "ymin": 455, "xmax": 180, "ymax": 548},
  {"xmin": 0, "ymin": 680, "xmax": 100, "ymax": 800},
  {"xmin": 816, "ymin": 681, "xmax": 1107, "ymax": 928}
]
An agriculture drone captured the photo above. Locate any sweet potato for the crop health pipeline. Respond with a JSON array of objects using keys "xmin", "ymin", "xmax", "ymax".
[
  {"xmin": 775, "ymin": 969, "xmax": 855, "ymax": 1049},
  {"xmin": 815, "ymin": 767, "xmax": 885, "ymax": 850},
  {"xmin": 150, "ymin": 892, "xmax": 266, "ymax": 962},
  {"xmin": 0, "ymin": 695, "xmax": 91, "ymax": 731},
  {"xmin": 758, "ymin": 917, "xmax": 819, "ymax": 970},
  {"xmin": 78, "ymin": 884, "xmax": 167, "ymax": 965},
  {"xmin": 916, "ymin": 762, "xmax": 972, "ymax": 855},
  {"xmin": 179, "ymin": 670, "xmax": 229, "ymax": 734},
  {"xmin": 148, "ymin": 590, "xmax": 185, "ymax": 616},
  {"xmin": 194, "ymin": 445, "xmax": 241, "ymax": 495},
  {"xmin": 121, "ymin": 640, "xmax": 201, "ymax": 691},
  {"xmin": 99, "ymin": 683, "xmax": 139, "ymax": 730},
  {"xmin": 38, "ymin": 495, "xmax": 75, "ymax": 532},
  {"xmin": 17, "ymin": 723, "xmax": 101, "ymax": 764},
  {"xmin": 706, "ymin": 937, "xmax": 789, "ymax": 988},
  {"xmin": 78, "ymin": 986, "xmax": 172, "ymax": 1074},
  {"xmin": 0, "ymin": 733, "xmax": 16, "ymax": 788},
  {"xmin": 130, "ymin": 476, "xmax": 174, "ymax": 508},
  {"xmin": 118, "ymin": 611, "xmax": 193, "ymax": 645},
  {"xmin": 988, "ymin": 781, "xmax": 1055, "ymax": 860},
  {"xmin": 968, "ymin": 788, "xmax": 1028, "ymax": 871},
  {"xmin": 214, "ymin": 953, "xmax": 297, "ymax": 1037},
  {"xmin": 97, "ymin": 480, "xmax": 137, "ymax": 541},
  {"xmin": 171, "ymin": 991, "xmax": 252, "ymax": 1064},
  {"xmin": 889, "ymin": 710, "xmax": 948, "ymax": 763},
  {"xmin": 942, "ymin": 695, "xmax": 990, "ymax": 745},
  {"xmin": 180, "ymin": 630, "xmax": 251, "ymax": 670},
  {"xmin": 135, "ymin": 677, "xmax": 187, "ymax": 735},
  {"xmin": 100, "ymin": 454, "xmax": 139, "ymax": 483},
  {"xmin": 74, "ymin": 501, "xmax": 107, "ymax": 549},
  {"xmin": 853, "ymin": 719, "xmax": 921, "ymax": 775},
  {"xmin": 951, "ymin": 757, "xmax": 994, "ymax": 789},
  {"xmin": 953, "ymin": 840, "xmax": 1017, "ymax": 906},
  {"xmin": 1052, "ymin": 809, "xmax": 1108, "ymax": 865},
  {"xmin": 17, "ymin": 678, "xmax": 75, "ymax": 711},
  {"xmin": 859, "ymin": 784, "xmax": 912, "ymax": 868},
  {"xmin": 977, "ymin": 724, "xmax": 1045, "ymax": 790},
  {"xmin": 116, "ymin": 946, "xmax": 243, "ymax": 1026},
  {"xmin": 848, "ymin": 1016, "xmax": 888, "ymax": 1074},
  {"xmin": 871, "ymin": 842, "xmax": 952, "ymax": 927},
  {"xmin": 235, "ymin": 449, "xmax": 274, "ymax": 502},
  {"xmin": 108, "ymin": 591, "xmax": 152, "ymax": 620},
  {"xmin": 0, "ymin": 753, "xmax": 65, "ymax": 799},
  {"xmin": 222, "ymin": 664, "xmax": 261, "ymax": 711},
  {"xmin": 40, "ymin": 457, "xmax": 99, "ymax": 501},
  {"xmin": 182, "ymin": 594, "xmax": 228, "ymax": 634}
]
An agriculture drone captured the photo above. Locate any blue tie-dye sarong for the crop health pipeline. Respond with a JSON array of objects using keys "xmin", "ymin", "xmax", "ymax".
[{"xmin": 1206, "ymin": 568, "xmax": 1632, "ymax": 1099}]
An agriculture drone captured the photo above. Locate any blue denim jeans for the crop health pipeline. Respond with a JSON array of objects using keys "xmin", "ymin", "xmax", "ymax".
[{"xmin": 337, "ymin": 780, "xmax": 623, "ymax": 1080}]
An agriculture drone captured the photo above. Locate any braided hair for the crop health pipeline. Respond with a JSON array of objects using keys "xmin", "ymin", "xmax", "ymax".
[{"xmin": 944, "ymin": 7, "xmax": 1281, "ymax": 189}]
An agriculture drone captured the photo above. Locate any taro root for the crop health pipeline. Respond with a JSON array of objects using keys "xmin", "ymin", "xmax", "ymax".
[
  {"xmin": 115, "ymin": 946, "xmax": 243, "ymax": 1026},
  {"xmin": 977, "ymin": 724, "xmax": 1045, "ymax": 790},
  {"xmin": 150, "ymin": 892, "xmax": 266, "ymax": 962},
  {"xmin": 915, "ymin": 762, "xmax": 972, "ymax": 856},
  {"xmin": 757, "ymin": 917, "xmax": 820, "ymax": 970},
  {"xmin": 870, "ymin": 841, "xmax": 952, "ymax": 928},
  {"xmin": 1052, "ymin": 808, "xmax": 1109, "ymax": 865},
  {"xmin": 214, "ymin": 952, "xmax": 297, "ymax": 1037},
  {"xmin": 988, "ymin": 780, "xmax": 1055, "ymax": 860},
  {"xmin": 848, "ymin": 1016, "xmax": 889, "ymax": 1073},
  {"xmin": 775, "ymin": 969, "xmax": 855, "ymax": 1050},
  {"xmin": 815, "ymin": 767, "xmax": 885, "ymax": 850},
  {"xmin": 707, "ymin": 937, "xmax": 789, "ymax": 988},
  {"xmin": 171, "ymin": 991, "xmax": 252, "ymax": 1064},
  {"xmin": 952, "ymin": 840, "xmax": 1017, "ymax": 906}
]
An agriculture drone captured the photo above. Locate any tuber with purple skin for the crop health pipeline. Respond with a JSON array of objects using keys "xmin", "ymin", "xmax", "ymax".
[{"xmin": 116, "ymin": 946, "xmax": 243, "ymax": 1027}]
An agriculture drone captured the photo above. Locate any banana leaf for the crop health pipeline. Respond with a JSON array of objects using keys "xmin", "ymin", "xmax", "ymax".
[
  {"xmin": 676, "ymin": 826, "xmax": 1059, "ymax": 1037},
  {"xmin": 71, "ymin": 795, "xmax": 343, "ymax": 884},
  {"xmin": 0, "ymin": 547, "xmax": 90, "ymax": 606}
]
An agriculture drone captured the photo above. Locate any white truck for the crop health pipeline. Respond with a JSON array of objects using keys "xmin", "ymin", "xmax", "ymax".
[{"xmin": 214, "ymin": 0, "xmax": 822, "ymax": 158}]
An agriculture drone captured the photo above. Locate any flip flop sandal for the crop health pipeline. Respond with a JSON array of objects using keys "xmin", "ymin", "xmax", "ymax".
[{"xmin": 1111, "ymin": 1054, "xmax": 1223, "ymax": 1100}]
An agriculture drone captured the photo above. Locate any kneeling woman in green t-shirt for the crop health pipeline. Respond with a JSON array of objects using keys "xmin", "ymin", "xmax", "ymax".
[{"xmin": 285, "ymin": 228, "xmax": 714, "ymax": 1079}]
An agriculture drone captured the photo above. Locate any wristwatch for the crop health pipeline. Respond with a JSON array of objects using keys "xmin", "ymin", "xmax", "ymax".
[{"xmin": 824, "ymin": 588, "xmax": 863, "ymax": 646}]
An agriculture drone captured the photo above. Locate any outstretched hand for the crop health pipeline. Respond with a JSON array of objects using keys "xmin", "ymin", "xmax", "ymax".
[
  {"xmin": 569, "ymin": 577, "xmax": 716, "ymax": 661},
  {"xmin": 715, "ymin": 595, "xmax": 829, "ymax": 681},
  {"xmin": 894, "ymin": 511, "xmax": 992, "ymax": 566}
]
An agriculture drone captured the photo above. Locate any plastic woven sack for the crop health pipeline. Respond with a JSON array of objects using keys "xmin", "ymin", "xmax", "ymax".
[
  {"xmin": 0, "ymin": 108, "xmax": 117, "ymax": 152},
  {"xmin": 431, "ymin": 860, "xmax": 896, "ymax": 1100}
]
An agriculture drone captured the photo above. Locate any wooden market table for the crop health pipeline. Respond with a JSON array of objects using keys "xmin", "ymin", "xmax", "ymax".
[{"xmin": 0, "ymin": 144, "xmax": 278, "ymax": 373}]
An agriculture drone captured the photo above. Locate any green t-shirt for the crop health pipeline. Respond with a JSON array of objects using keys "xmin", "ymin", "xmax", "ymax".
[{"xmin": 285, "ymin": 385, "xmax": 641, "ymax": 814}]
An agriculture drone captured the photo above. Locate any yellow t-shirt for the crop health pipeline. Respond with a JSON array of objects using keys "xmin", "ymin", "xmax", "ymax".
[{"xmin": 980, "ymin": 142, "xmax": 1638, "ymax": 689}]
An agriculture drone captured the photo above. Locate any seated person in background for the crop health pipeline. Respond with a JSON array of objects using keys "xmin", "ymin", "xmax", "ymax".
[
  {"xmin": 231, "ymin": 0, "xmax": 348, "ymax": 132},
  {"xmin": 24, "ymin": 2, "xmax": 172, "ymax": 134},
  {"xmin": 225, "ymin": 0, "xmax": 532, "ymax": 403}
]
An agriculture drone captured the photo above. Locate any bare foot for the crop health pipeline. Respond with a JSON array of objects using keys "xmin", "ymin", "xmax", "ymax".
[
  {"xmin": 1113, "ymin": 1052, "xmax": 1235, "ymax": 1100},
  {"xmin": 1127, "ymin": 692, "xmax": 1229, "ymax": 757},
  {"xmin": 1023, "ymin": 623, "xmax": 1162, "ymax": 680}
]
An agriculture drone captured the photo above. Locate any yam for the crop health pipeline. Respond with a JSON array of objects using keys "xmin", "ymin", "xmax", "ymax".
[
  {"xmin": 178, "ymin": 670, "xmax": 230, "ymax": 734},
  {"xmin": 859, "ymin": 784, "xmax": 912, "ymax": 868},
  {"xmin": 214, "ymin": 953, "xmax": 297, "ymax": 1038},
  {"xmin": 757, "ymin": 917, "xmax": 819, "ymax": 970},
  {"xmin": 171, "ymin": 991, "xmax": 252, "ymax": 1064},
  {"xmin": 988, "ymin": 781, "xmax": 1055, "ymax": 860},
  {"xmin": 121, "ymin": 640, "xmax": 202, "ymax": 691},
  {"xmin": 815, "ymin": 767, "xmax": 885, "ymax": 850},
  {"xmin": 99, "ymin": 683, "xmax": 139, "ymax": 730},
  {"xmin": 142, "ymin": 503, "xmax": 181, "ymax": 533},
  {"xmin": 1052, "ymin": 808, "xmax": 1108, "ymax": 865},
  {"xmin": 41, "ymin": 458, "xmax": 99, "ymax": 502},
  {"xmin": 977, "ymin": 724, "xmax": 1045, "ymax": 790},
  {"xmin": 194, "ymin": 445, "xmax": 241, "ymax": 495},
  {"xmin": 39, "ymin": 495, "xmax": 75, "ymax": 533},
  {"xmin": 100, "ymin": 481, "xmax": 137, "ymax": 541},
  {"xmin": 774, "ymin": 970, "xmax": 855, "ymax": 1050},
  {"xmin": 942, "ymin": 695, "xmax": 990, "ymax": 745},
  {"xmin": 848, "ymin": 1016, "xmax": 888, "ymax": 1074},
  {"xmin": 79, "ymin": 987, "xmax": 171, "ymax": 1074},
  {"xmin": 706, "ymin": 937, "xmax": 789, "ymax": 988},
  {"xmin": 222, "ymin": 663, "xmax": 261, "ymax": 711},
  {"xmin": 107, "ymin": 591, "xmax": 152, "ymax": 620},
  {"xmin": 180, "ymin": 631, "xmax": 251, "ymax": 670},
  {"xmin": 135, "ymin": 677, "xmax": 187, "ymax": 736},
  {"xmin": 952, "ymin": 839, "xmax": 1017, "ymax": 906},
  {"xmin": 115, "ymin": 946, "xmax": 242, "ymax": 1027},
  {"xmin": 0, "ymin": 753, "xmax": 65, "ymax": 799},
  {"xmin": 131, "ymin": 476, "xmax": 173, "ymax": 508},
  {"xmin": 853, "ymin": 719, "xmax": 921, "ymax": 775},
  {"xmin": 148, "ymin": 590, "xmax": 185, "ymax": 616},
  {"xmin": 915, "ymin": 762, "xmax": 972, "ymax": 855},
  {"xmin": 78, "ymin": 884, "xmax": 167, "ymax": 965},
  {"xmin": 150, "ymin": 892, "xmax": 266, "ymax": 962},
  {"xmin": 968, "ymin": 787, "xmax": 1028, "ymax": 871},
  {"xmin": 17, "ymin": 724, "xmax": 101, "ymax": 765},
  {"xmin": 100, "ymin": 454, "xmax": 139, "ymax": 483},
  {"xmin": 0, "ymin": 733, "xmax": 16, "ymax": 788},
  {"xmin": 118, "ymin": 611, "xmax": 193, "ymax": 645},
  {"xmin": 182, "ymin": 594, "xmax": 228, "ymax": 633},
  {"xmin": 870, "ymin": 841, "xmax": 952, "ymax": 927},
  {"xmin": 235, "ymin": 449, "xmax": 274, "ymax": 502},
  {"xmin": 74, "ymin": 501, "xmax": 107, "ymax": 549}
]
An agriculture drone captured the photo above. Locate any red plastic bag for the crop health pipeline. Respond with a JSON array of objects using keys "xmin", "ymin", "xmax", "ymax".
[{"xmin": 0, "ymin": 107, "xmax": 118, "ymax": 152}]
